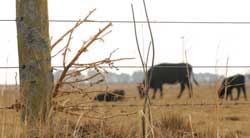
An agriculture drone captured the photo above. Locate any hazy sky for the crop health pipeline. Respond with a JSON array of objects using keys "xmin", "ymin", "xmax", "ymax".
[{"xmin": 1, "ymin": 0, "xmax": 250, "ymax": 84}]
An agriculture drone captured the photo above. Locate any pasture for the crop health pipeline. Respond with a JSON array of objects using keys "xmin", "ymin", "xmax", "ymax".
[{"xmin": 1, "ymin": 83, "xmax": 250, "ymax": 137}]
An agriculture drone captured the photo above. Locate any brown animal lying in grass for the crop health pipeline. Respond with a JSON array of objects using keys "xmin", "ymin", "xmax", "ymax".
[{"xmin": 94, "ymin": 89, "xmax": 125, "ymax": 102}]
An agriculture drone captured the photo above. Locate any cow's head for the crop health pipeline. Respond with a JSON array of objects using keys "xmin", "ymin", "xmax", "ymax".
[
  {"xmin": 137, "ymin": 83, "xmax": 145, "ymax": 98},
  {"xmin": 217, "ymin": 87, "xmax": 225, "ymax": 99}
]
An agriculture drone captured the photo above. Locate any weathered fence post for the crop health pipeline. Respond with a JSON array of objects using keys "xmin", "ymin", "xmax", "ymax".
[{"xmin": 16, "ymin": 0, "xmax": 53, "ymax": 129}]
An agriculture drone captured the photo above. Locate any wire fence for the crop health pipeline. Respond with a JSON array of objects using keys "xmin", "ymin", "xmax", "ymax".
[
  {"xmin": 1, "ymin": 14, "xmax": 250, "ymax": 112},
  {"xmin": 54, "ymin": 102, "xmax": 250, "ymax": 108},
  {"xmin": 2, "ymin": 19, "xmax": 250, "ymax": 24},
  {"xmin": 2, "ymin": 100, "xmax": 250, "ymax": 110},
  {"xmin": 0, "ymin": 65, "xmax": 250, "ymax": 69}
]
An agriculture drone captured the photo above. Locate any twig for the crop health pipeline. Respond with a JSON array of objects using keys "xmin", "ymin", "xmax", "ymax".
[
  {"xmin": 51, "ymin": 9, "xmax": 96, "ymax": 49},
  {"xmin": 74, "ymin": 57, "xmax": 134, "ymax": 68},
  {"xmin": 60, "ymin": 73, "xmax": 101, "ymax": 85},
  {"xmin": 131, "ymin": 4, "xmax": 146, "ymax": 74},
  {"xmin": 63, "ymin": 29, "xmax": 74, "ymax": 67},
  {"xmin": 145, "ymin": 41, "xmax": 152, "ymax": 66}
]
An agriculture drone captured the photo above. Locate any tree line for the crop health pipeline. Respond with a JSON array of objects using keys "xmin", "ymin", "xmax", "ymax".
[{"xmin": 54, "ymin": 69, "xmax": 224, "ymax": 84}]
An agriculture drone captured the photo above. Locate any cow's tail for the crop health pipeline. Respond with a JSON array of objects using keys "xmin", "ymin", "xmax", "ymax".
[{"xmin": 191, "ymin": 72, "xmax": 199, "ymax": 86}]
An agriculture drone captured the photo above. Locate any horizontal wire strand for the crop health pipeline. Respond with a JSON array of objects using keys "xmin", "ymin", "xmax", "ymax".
[
  {"xmin": 0, "ymin": 65, "xmax": 250, "ymax": 69},
  {"xmin": 1, "ymin": 19, "xmax": 250, "ymax": 24}
]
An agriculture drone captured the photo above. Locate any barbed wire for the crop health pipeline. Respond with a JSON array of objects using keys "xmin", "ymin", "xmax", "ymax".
[
  {"xmin": 60, "ymin": 102, "xmax": 250, "ymax": 108},
  {"xmin": 2, "ymin": 102, "xmax": 250, "ymax": 111},
  {"xmin": 2, "ymin": 19, "xmax": 250, "ymax": 24},
  {"xmin": 0, "ymin": 65, "xmax": 250, "ymax": 69}
]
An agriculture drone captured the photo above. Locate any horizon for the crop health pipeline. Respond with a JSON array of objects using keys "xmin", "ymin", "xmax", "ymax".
[{"xmin": 1, "ymin": 68, "xmax": 248, "ymax": 85}]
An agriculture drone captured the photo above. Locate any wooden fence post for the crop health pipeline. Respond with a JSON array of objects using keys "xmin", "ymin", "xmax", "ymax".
[{"xmin": 16, "ymin": 0, "xmax": 53, "ymax": 129}]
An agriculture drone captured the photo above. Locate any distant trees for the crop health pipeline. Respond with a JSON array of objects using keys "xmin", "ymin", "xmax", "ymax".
[
  {"xmin": 131, "ymin": 70, "xmax": 144, "ymax": 83},
  {"xmin": 116, "ymin": 73, "xmax": 131, "ymax": 83},
  {"xmin": 86, "ymin": 70, "xmax": 135, "ymax": 84},
  {"xmin": 54, "ymin": 69, "xmax": 142, "ymax": 84},
  {"xmin": 54, "ymin": 69, "xmax": 222, "ymax": 85},
  {"xmin": 194, "ymin": 73, "xmax": 223, "ymax": 84},
  {"xmin": 87, "ymin": 70, "xmax": 143, "ymax": 84}
]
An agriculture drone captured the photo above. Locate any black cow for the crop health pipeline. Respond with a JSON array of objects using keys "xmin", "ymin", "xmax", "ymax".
[
  {"xmin": 218, "ymin": 74, "xmax": 247, "ymax": 100},
  {"xmin": 137, "ymin": 63, "xmax": 198, "ymax": 99},
  {"xmin": 94, "ymin": 89, "xmax": 125, "ymax": 102}
]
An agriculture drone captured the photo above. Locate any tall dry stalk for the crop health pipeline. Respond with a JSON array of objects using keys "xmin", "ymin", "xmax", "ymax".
[
  {"xmin": 224, "ymin": 57, "xmax": 230, "ymax": 99},
  {"xmin": 184, "ymin": 50, "xmax": 193, "ymax": 98},
  {"xmin": 218, "ymin": 57, "xmax": 229, "ymax": 137},
  {"xmin": 141, "ymin": 0, "xmax": 156, "ymax": 136},
  {"xmin": 131, "ymin": 0, "xmax": 156, "ymax": 137},
  {"xmin": 188, "ymin": 114, "xmax": 195, "ymax": 138},
  {"xmin": 214, "ymin": 44, "xmax": 222, "ymax": 138},
  {"xmin": 1, "ymin": 58, "xmax": 9, "ymax": 96}
]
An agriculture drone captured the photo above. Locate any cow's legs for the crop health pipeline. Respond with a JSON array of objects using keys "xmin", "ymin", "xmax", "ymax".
[
  {"xmin": 225, "ymin": 90, "xmax": 229, "ymax": 100},
  {"xmin": 159, "ymin": 86, "xmax": 163, "ymax": 98},
  {"xmin": 177, "ymin": 83, "xmax": 185, "ymax": 98},
  {"xmin": 225, "ymin": 89, "xmax": 229, "ymax": 100},
  {"xmin": 236, "ymin": 87, "xmax": 241, "ymax": 100},
  {"xmin": 226, "ymin": 89, "xmax": 232, "ymax": 100},
  {"xmin": 242, "ymin": 86, "xmax": 247, "ymax": 100},
  {"xmin": 152, "ymin": 88, "xmax": 157, "ymax": 99}
]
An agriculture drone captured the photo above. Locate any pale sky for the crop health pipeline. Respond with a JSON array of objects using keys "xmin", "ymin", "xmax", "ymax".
[{"xmin": 1, "ymin": 0, "xmax": 250, "ymax": 84}]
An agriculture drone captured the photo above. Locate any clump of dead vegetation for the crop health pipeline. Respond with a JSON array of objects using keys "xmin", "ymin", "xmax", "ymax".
[
  {"xmin": 153, "ymin": 113, "xmax": 194, "ymax": 138},
  {"xmin": 196, "ymin": 126, "xmax": 247, "ymax": 138},
  {"xmin": 49, "ymin": 119, "xmax": 139, "ymax": 138}
]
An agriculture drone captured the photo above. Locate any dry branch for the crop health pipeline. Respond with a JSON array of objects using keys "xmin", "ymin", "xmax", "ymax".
[
  {"xmin": 49, "ymin": 8, "xmax": 136, "ymax": 126},
  {"xmin": 74, "ymin": 57, "xmax": 134, "ymax": 68},
  {"xmin": 63, "ymin": 29, "xmax": 74, "ymax": 67},
  {"xmin": 61, "ymin": 73, "xmax": 101, "ymax": 85},
  {"xmin": 53, "ymin": 22, "xmax": 112, "ymax": 97},
  {"xmin": 51, "ymin": 9, "xmax": 96, "ymax": 50}
]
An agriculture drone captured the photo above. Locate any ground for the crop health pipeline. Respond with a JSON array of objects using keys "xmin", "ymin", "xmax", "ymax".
[{"xmin": 1, "ymin": 83, "xmax": 250, "ymax": 137}]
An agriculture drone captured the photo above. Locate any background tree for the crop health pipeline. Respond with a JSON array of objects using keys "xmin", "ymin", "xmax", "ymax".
[{"xmin": 131, "ymin": 70, "xmax": 144, "ymax": 83}]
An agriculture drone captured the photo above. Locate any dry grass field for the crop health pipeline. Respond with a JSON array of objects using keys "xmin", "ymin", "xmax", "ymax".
[{"xmin": 1, "ymin": 83, "xmax": 250, "ymax": 138}]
